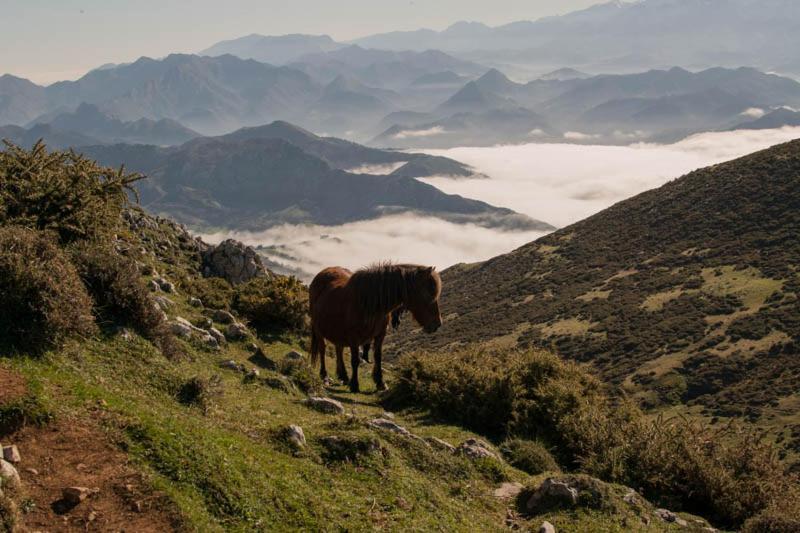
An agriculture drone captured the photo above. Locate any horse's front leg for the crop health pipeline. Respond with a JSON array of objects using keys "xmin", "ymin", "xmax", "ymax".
[
  {"xmin": 335, "ymin": 345, "xmax": 349, "ymax": 383},
  {"xmin": 372, "ymin": 330, "xmax": 387, "ymax": 391},
  {"xmin": 349, "ymin": 344, "xmax": 361, "ymax": 393}
]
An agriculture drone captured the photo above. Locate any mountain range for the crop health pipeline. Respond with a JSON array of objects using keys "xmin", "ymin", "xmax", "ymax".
[
  {"xmin": 79, "ymin": 121, "xmax": 547, "ymax": 232},
  {"xmin": 394, "ymin": 138, "xmax": 800, "ymax": 460},
  {"xmin": 351, "ymin": 0, "xmax": 800, "ymax": 78}
]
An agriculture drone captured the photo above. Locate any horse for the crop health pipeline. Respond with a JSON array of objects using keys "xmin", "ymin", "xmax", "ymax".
[
  {"xmin": 309, "ymin": 264, "xmax": 442, "ymax": 393},
  {"xmin": 361, "ymin": 308, "xmax": 404, "ymax": 363}
]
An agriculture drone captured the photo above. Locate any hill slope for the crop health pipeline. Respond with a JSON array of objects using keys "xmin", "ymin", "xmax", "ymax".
[
  {"xmin": 81, "ymin": 128, "xmax": 547, "ymax": 231},
  {"xmin": 395, "ymin": 139, "xmax": 800, "ymax": 458}
]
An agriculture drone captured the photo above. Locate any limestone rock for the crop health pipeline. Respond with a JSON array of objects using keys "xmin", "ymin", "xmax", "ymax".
[
  {"xmin": 212, "ymin": 309, "xmax": 236, "ymax": 324},
  {"xmin": 0, "ymin": 459, "xmax": 21, "ymax": 490},
  {"xmin": 208, "ymin": 327, "xmax": 226, "ymax": 344},
  {"xmin": 493, "ymin": 481, "xmax": 524, "ymax": 499},
  {"xmin": 655, "ymin": 509, "xmax": 688, "ymax": 527},
  {"xmin": 285, "ymin": 425, "xmax": 306, "ymax": 449},
  {"xmin": 189, "ymin": 297, "xmax": 203, "ymax": 308},
  {"xmin": 284, "ymin": 350, "xmax": 304, "ymax": 361},
  {"xmin": 539, "ymin": 521, "xmax": 556, "ymax": 533},
  {"xmin": 526, "ymin": 478, "xmax": 579, "ymax": 512},
  {"xmin": 369, "ymin": 418, "xmax": 412, "ymax": 437},
  {"xmin": 305, "ymin": 397, "xmax": 345, "ymax": 415},
  {"xmin": 202, "ymin": 239, "xmax": 268, "ymax": 286},
  {"xmin": 2, "ymin": 446, "xmax": 20, "ymax": 464},
  {"xmin": 62, "ymin": 486, "xmax": 96, "ymax": 505},
  {"xmin": 425, "ymin": 437, "xmax": 456, "ymax": 453},
  {"xmin": 457, "ymin": 438, "xmax": 497, "ymax": 460},
  {"xmin": 226, "ymin": 322, "xmax": 250, "ymax": 340}
]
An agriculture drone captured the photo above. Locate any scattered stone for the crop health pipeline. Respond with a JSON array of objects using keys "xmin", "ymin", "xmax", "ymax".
[
  {"xmin": 304, "ymin": 397, "xmax": 345, "ymax": 415},
  {"xmin": 198, "ymin": 317, "xmax": 214, "ymax": 329},
  {"xmin": 425, "ymin": 437, "xmax": 456, "ymax": 453},
  {"xmin": 369, "ymin": 418, "xmax": 412, "ymax": 437},
  {"xmin": 655, "ymin": 509, "xmax": 688, "ymax": 527},
  {"xmin": 208, "ymin": 327, "xmax": 226, "ymax": 344},
  {"xmin": 381, "ymin": 411, "xmax": 395, "ymax": 419},
  {"xmin": 539, "ymin": 521, "xmax": 556, "ymax": 533},
  {"xmin": 189, "ymin": 297, "xmax": 203, "ymax": 308},
  {"xmin": 245, "ymin": 368, "xmax": 261, "ymax": 381},
  {"xmin": 156, "ymin": 278, "xmax": 176, "ymax": 293},
  {"xmin": 284, "ymin": 425, "xmax": 306, "ymax": 449},
  {"xmin": 148, "ymin": 280, "xmax": 161, "ymax": 292},
  {"xmin": 226, "ymin": 322, "xmax": 250, "ymax": 340},
  {"xmin": 457, "ymin": 438, "xmax": 497, "ymax": 460},
  {"xmin": 0, "ymin": 459, "xmax": 20, "ymax": 490},
  {"xmin": 219, "ymin": 360, "xmax": 245, "ymax": 372},
  {"xmin": 213, "ymin": 309, "xmax": 236, "ymax": 324},
  {"xmin": 2, "ymin": 446, "xmax": 20, "ymax": 464},
  {"xmin": 493, "ymin": 482, "xmax": 524, "ymax": 499},
  {"xmin": 249, "ymin": 347, "xmax": 278, "ymax": 370},
  {"xmin": 623, "ymin": 489, "xmax": 639, "ymax": 505},
  {"xmin": 200, "ymin": 333, "xmax": 219, "ymax": 348},
  {"xmin": 116, "ymin": 327, "xmax": 133, "ymax": 341},
  {"xmin": 202, "ymin": 239, "xmax": 268, "ymax": 285},
  {"xmin": 25, "ymin": 468, "xmax": 38, "ymax": 476},
  {"xmin": 170, "ymin": 320, "xmax": 193, "ymax": 339},
  {"xmin": 284, "ymin": 350, "xmax": 304, "ymax": 361},
  {"xmin": 153, "ymin": 295, "xmax": 174, "ymax": 311},
  {"xmin": 139, "ymin": 263, "xmax": 156, "ymax": 276},
  {"xmin": 62, "ymin": 486, "xmax": 96, "ymax": 505},
  {"xmin": 526, "ymin": 478, "xmax": 579, "ymax": 512}
]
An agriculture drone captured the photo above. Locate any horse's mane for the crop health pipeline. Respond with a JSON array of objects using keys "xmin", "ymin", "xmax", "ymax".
[{"xmin": 349, "ymin": 263, "xmax": 435, "ymax": 317}]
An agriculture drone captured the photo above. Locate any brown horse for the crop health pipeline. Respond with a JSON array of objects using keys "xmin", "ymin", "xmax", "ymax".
[{"xmin": 309, "ymin": 264, "xmax": 442, "ymax": 392}]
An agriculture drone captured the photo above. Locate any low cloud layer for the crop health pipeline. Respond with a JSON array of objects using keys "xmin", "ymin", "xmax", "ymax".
[
  {"xmin": 201, "ymin": 214, "xmax": 548, "ymax": 281},
  {"xmin": 420, "ymin": 127, "xmax": 800, "ymax": 227},
  {"xmin": 203, "ymin": 127, "xmax": 800, "ymax": 280}
]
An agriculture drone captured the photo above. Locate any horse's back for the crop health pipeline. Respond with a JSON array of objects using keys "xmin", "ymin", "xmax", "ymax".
[{"xmin": 309, "ymin": 267, "xmax": 351, "ymax": 306}]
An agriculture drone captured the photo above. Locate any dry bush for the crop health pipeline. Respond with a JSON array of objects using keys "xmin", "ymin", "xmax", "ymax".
[
  {"xmin": 0, "ymin": 141, "xmax": 142, "ymax": 244},
  {"xmin": 233, "ymin": 275, "xmax": 308, "ymax": 333},
  {"xmin": 387, "ymin": 346, "xmax": 800, "ymax": 528},
  {"xmin": 0, "ymin": 226, "xmax": 96, "ymax": 354},
  {"xmin": 69, "ymin": 240, "xmax": 179, "ymax": 357}
]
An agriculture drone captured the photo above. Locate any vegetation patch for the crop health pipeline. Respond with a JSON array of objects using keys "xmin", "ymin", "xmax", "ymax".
[
  {"xmin": 233, "ymin": 275, "xmax": 308, "ymax": 333},
  {"xmin": 0, "ymin": 226, "xmax": 96, "ymax": 354}
]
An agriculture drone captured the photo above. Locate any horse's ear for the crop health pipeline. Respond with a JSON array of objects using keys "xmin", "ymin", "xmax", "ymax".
[{"xmin": 426, "ymin": 266, "xmax": 435, "ymax": 274}]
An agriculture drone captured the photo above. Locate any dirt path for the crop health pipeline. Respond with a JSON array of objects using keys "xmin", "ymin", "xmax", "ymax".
[{"xmin": 0, "ymin": 370, "xmax": 183, "ymax": 532}]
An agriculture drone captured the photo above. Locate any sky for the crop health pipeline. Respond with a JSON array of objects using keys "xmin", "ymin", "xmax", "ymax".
[
  {"xmin": 201, "ymin": 126, "xmax": 800, "ymax": 281},
  {"xmin": 1, "ymin": 0, "xmax": 602, "ymax": 84}
]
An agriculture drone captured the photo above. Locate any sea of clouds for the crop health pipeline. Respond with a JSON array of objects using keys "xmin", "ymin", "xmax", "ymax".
[{"xmin": 202, "ymin": 126, "xmax": 800, "ymax": 280}]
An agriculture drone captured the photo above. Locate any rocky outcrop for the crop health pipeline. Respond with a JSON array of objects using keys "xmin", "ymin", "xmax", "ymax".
[
  {"xmin": 202, "ymin": 239, "xmax": 268, "ymax": 286},
  {"xmin": 457, "ymin": 438, "xmax": 497, "ymax": 460},
  {"xmin": 304, "ymin": 397, "xmax": 345, "ymax": 415}
]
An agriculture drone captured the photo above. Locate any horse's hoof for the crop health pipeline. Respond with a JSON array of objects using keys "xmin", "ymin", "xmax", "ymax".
[
  {"xmin": 375, "ymin": 382, "xmax": 387, "ymax": 392},
  {"xmin": 349, "ymin": 382, "xmax": 360, "ymax": 393}
]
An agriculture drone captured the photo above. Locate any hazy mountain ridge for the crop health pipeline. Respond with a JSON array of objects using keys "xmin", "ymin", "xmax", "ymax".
[
  {"xmin": 78, "ymin": 121, "xmax": 548, "ymax": 232},
  {"xmin": 394, "ymin": 139, "xmax": 800, "ymax": 462}
]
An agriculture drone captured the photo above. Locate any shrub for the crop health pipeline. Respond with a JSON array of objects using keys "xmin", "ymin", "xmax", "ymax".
[
  {"xmin": 279, "ymin": 358, "xmax": 323, "ymax": 394},
  {"xmin": 0, "ymin": 141, "xmax": 142, "ymax": 244},
  {"xmin": 387, "ymin": 346, "xmax": 800, "ymax": 529},
  {"xmin": 233, "ymin": 275, "xmax": 308, "ymax": 333},
  {"xmin": 177, "ymin": 375, "xmax": 222, "ymax": 414},
  {"xmin": 182, "ymin": 276, "xmax": 235, "ymax": 310},
  {"xmin": 501, "ymin": 439, "xmax": 559, "ymax": 475},
  {"xmin": 0, "ymin": 226, "xmax": 96, "ymax": 354},
  {"xmin": 69, "ymin": 241, "xmax": 179, "ymax": 356}
]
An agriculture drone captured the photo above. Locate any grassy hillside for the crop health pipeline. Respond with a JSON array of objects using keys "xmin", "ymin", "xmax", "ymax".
[
  {"xmin": 394, "ymin": 138, "xmax": 800, "ymax": 465},
  {"xmin": 1, "ymin": 143, "xmax": 797, "ymax": 532}
]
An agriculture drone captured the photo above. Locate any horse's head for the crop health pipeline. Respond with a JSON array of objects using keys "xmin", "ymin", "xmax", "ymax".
[{"xmin": 405, "ymin": 266, "xmax": 442, "ymax": 334}]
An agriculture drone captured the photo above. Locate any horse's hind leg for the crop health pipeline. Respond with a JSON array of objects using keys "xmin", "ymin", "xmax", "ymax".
[
  {"xmin": 335, "ymin": 345, "xmax": 349, "ymax": 383},
  {"xmin": 372, "ymin": 331, "xmax": 387, "ymax": 391},
  {"xmin": 361, "ymin": 343, "xmax": 371, "ymax": 363},
  {"xmin": 349, "ymin": 344, "xmax": 361, "ymax": 393}
]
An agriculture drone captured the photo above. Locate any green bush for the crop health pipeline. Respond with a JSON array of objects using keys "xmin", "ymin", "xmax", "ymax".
[
  {"xmin": 69, "ymin": 241, "xmax": 179, "ymax": 356},
  {"xmin": 182, "ymin": 276, "xmax": 235, "ymax": 310},
  {"xmin": 387, "ymin": 347, "xmax": 800, "ymax": 529},
  {"xmin": 233, "ymin": 275, "xmax": 308, "ymax": 332},
  {"xmin": 501, "ymin": 439, "xmax": 559, "ymax": 475},
  {"xmin": 0, "ymin": 226, "xmax": 96, "ymax": 354},
  {"xmin": 0, "ymin": 141, "xmax": 142, "ymax": 244}
]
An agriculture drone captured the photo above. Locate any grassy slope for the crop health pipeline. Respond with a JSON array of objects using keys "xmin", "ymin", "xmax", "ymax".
[
  {"xmin": 2, "ymin": 322, "xmax": 700, "ymax": 532},
  {"xmin": 393, "ymin": 139, "xmax": 800, "ymax": 465}
]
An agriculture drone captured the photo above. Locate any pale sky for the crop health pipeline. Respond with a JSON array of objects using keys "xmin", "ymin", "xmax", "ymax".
[{"xmin": 1, "ymin": 0, "xmax": 602, "ymax": 85}]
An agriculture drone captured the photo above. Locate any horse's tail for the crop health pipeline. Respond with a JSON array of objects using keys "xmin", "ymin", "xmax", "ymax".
[{"xmin": 310, "ymin": 327, "xmax": 320, "ymax": 366}]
